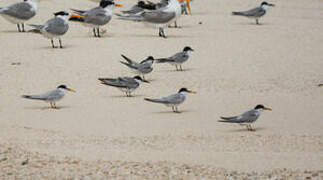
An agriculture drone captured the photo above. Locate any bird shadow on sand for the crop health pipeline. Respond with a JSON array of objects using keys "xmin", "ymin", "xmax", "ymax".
[
  {"xmin": 108, "ymin": 94, "xmax": 145, "ymax": 98},
  {"xmin": 158, "ymin": 68, "xmax": 195, "ymax": 72},
  {"xmin": 24, "ymin": 106, "xmax": 71, "ymax": 110},
  {"xmin": 225, "ymin": 127, "xmax": 267, "ymax": 133},
  {"xmin": 38, "ymin": 45, "xmax": 76, "ymax": 50},
  {"xmin": 152, "ymin": 109, "xmax": 193, "ymax": 114},
  {"xmin": 1, "ymin": 30, "xmax": 20, "ymax": 33}
]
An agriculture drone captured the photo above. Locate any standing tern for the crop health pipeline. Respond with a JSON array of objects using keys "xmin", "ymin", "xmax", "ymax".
[
  {"xmin": 99, "ymin": 76, "xmax": 149, "ymax": 97},
  {"xmin": 0, "ymin": 0, "xmax": 39, "ymax": 32},
  {"xmin": 28, "ymin": 11, "xmax": 72, "ymax": 48},
  {"xmin": 156, "ymin": 46, "xmax": 193, "ymax": 71},
  {"xmin": 69, "ymin": 0, "xmax": 122, "ymax": 37},
  {"xmin": 120, "ymin": 55, "xmax": 154, "ymax": 80},
  {"xmin": 22, "ymin": 85, "xmax": 75, "ymax": 109},
  {"xmin": 116, "ymin": 0, "xmax": 182, "ymax": 38},
  {"xmin": 232, "ymin": 1, "xmax": 275, "ymax": 25},
  {"xmin": 144, "ymin": 88, "xmax": 196, "ymax": 113},
  {"xmin": 218, "ymin": 104, "xmax": 272, "ymax": 131}
]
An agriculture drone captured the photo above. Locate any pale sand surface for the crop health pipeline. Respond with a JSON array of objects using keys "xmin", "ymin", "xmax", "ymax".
[{"xmin": 0, "ymin": 0, "xmax": 323, "ymax": 178}]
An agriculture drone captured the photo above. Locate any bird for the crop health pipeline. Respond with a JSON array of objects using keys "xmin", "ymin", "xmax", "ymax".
[
  {"xmin": 22, "ymin": 85, "xmax": 75, "ymax": 109},
  {"xmin": 0, "ymin": 0, "xmax": 39, "ymax": 32},
  {"xmin": 218, "ymin": 104, "xmax": 272, "ymax": 131},
  {"xmin": 28, "ymin": 11, "xmax": 71, "ymax": 48},
  {"xmin": 121, "ymin": 1, "xmax": 157, "ymax": 15},
  {"xmin": 69, "ymin": 0, "xmax": 122, "ymax": 37},
  {"xmin": 120, "ymin": 55, "xmax": 155, "ymax": 80},
  {"xmin": 144, "ymin": 88, "xmax": 196, "ymax": 113},
  {"xmin": 99, "ymin": 76, "xmax": 149, "ymax": 97},
  {"xmin": 232, "ymin": 1, "xmax": 275, "ymax": 25},
  {"xmin": 116, "ymin": 0, "xmax": 182, "ymax": 38},
  {"xmin": 155, "ymin": 46, "xmax": 194, "ymax": 71}
]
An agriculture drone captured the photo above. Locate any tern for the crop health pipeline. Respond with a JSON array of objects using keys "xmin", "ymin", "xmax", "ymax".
[
  {"xmin": 156, "ymin": 46, "xmax": 193, "ymax": 71},
  {"xmin": 22, "ymin": 85, "xmax": 75, "ymax": 109},
  {"xmin": 116, "ymin": 0, "xmax": 182, "ymax": 38},
  {"xmin": 120, "ymin": 55, "xmax": 155, "ymax": 80},
  {"xmin": 0, "ymin": 0, "xmax": 39, "ymax": 32},
  {"xmin": 144, "ymin": 88, "xmax": 196, "ymax": 113},
  {"xmin": 28, "ymin": 11, "xmax": 72, "ymax": 48},
  {"xmin": 99, "ymin": 76, "xmax": 149, "ymax": 97},
  {"xmin": 232, "ymin": 1, "xmax": 275, "ymax": 25},
  {"xmin": 218, "ymin": 104, "xmax": 272, "ymax": 131},
  {"xmin": 69, "ymin": 0, "xmax": 122, "ymax": 37}
]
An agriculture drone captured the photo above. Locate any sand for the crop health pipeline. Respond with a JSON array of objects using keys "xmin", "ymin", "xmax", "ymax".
[{"xmin": 0, "ymin": 0, "xmax": 322, "ymax": 178}]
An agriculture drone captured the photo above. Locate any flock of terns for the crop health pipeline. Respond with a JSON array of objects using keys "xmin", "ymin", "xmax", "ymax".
[{"xmin": 0, "ymin": 0, "xmax": 282, "ymax": 131}]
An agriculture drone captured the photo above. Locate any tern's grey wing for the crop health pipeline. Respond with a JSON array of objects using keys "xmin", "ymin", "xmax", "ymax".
[
  {"xmin": 170, "ymin": 52, "xmax": 189, "ymax": 62},
  {"xmin": 0, "ymin": 2, "xmax": 35, "ymax": 20},
  {"xmin": 85, "ymin": 7, "xmax": 111, "ymax": 25},
  {"xmin": 101, "ymin": 77, "xmax": 138, "ymax": 88},
  {"xmin": 25, "ymin": 89, "xmax": 62, "ymax": 101},
  {"xmin": 122, "ymin": 5, "xmax": 143, "ymax": 15},
  {"xmin": 240, "ymin": 109, "xmax": 260, "ymax": 123},
  {"xmin": 142, "ymin": 10, "xmax": 176, "ymax": 23},
  {"xmin": 161, "ymin": 93, "xmax": 185, "ymax": 104},
  {"xmin": 44, "ymin": 18, "xmax": 69, "ymax": 35},
  {"xmin": 234, "ymin": 7, "xmax": 265, "ymax": 17}
]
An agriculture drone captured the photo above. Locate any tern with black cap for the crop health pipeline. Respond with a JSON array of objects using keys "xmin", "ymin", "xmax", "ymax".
[
  {"xmin": 156, "ymin": 46, "xmax": 193, "ymax": 71},
  {"xmin": 116, "ymin": 0, "xmax": 183, "ymax": 38},
  {"xmin": 28, "ymin": 11, "xmax": 72, "ymax": 48},
  {"xmin": 22, "ymin": 85, "xmax": 75, "ymax": 109},
  {"xmin": 120, "ymin": 55, "xmax": 155, "ymax": 80},
  {"xmin": 99, "ymin": 76, "xmax": 149, "ymax": 97},
  {"xmin": 232, "ymin": 1, "xmax": 275, "ymax": 25},
  {"xmin": 69, "ymin": 0, "xmax": 122, "ymax": 37},
  {"xmin": 218, "ymin": 104, "xmax": 272, "ymax": 131},
  {"xmin": 144, "ymin": 88, "xmax": 196, "ymax": 113}
]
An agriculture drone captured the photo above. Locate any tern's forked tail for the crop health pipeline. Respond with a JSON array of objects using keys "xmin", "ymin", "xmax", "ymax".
[
  {"xmin": 144, "ymin": 98, "xmax": 165, "ymax": 103},
  {"xmin": 232, "ymin": 11, "xmax": 244, "ymax": 16},
  {"xmin": 21, "ymin": 95, "xmax": 44, "ymax": 100}
]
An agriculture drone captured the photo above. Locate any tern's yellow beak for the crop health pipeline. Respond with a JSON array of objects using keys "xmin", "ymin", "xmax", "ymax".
[
  {"xmin": 67, "ymin": 88, "xmax": 76, "ymax": 93},
  {"xmin": 264, "ymin": 107, "xmax": 272, "ymax": 111},
  {"xmin": 188, "ymin": 90, "xmax": 197, "ymax": 94},
  {"xmin": 115, "ymin": 3, "xmax": 123, "ymax": 7}
]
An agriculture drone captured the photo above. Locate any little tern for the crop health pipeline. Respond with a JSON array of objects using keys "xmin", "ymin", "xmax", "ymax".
[
  {"xmin": 0, "ymin": 0, "xmax": 39, "ymax": 32},
  {"xmin": 22, "ymin": 85, "xmax": 75, "ymax": 109},
  {"xmin": 99, "ymin": 76, "xmax": 149, "ymax": 97},
  {"xmin": 120, "ymin": 55, "xmax": 155, "ymax": 80},
  {"xmin": 69, "ymin": 0, "xmax": 122, "ymax": 37},
  {"xmin": 232, "ymin": 1, "xmax": 275, "ymax": 25},
  {"xmin": 28, "ymin": 11, "xmax": 72, "ymax": 48},
  {"xmin": 156, "ymin": 46, "xmax": 193, "ymax": 71},
  {"xmin": 218, "ymin": 104, "xmax": 272, "ymax": 131},
  {"xmin": 116, "ymin": 0, "xmax": 182, "ymax": 38},
  {"xmin": 144, "ymin": 88, "xmax": 196, "ymax": 113}
]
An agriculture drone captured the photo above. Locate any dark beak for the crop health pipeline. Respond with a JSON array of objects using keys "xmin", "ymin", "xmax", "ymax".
[
  {"xmin": 269, "ymin": 3, "xmax": 275, "ymax": 7},
  {"xmin": 143, "ymin": 80, "xmax": 150, "ymax": 83}
]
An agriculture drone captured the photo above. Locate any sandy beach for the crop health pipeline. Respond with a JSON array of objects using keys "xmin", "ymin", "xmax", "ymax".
[{"xmin": 0, "ymin": 0, "xmax": 323, "ymax": 179}]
